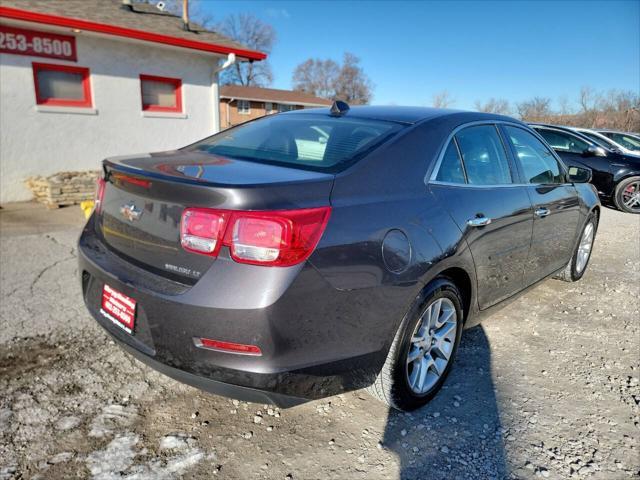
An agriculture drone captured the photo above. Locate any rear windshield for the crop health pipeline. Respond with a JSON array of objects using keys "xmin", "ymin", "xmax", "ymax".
[{"xmin": 185, "ymin": 113, "xmax": 404, "ymax": 172}]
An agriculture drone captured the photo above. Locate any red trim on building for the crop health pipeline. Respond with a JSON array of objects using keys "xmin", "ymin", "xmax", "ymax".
[
  {"xmin": 139, "ymin": 74, "xmax": 182, "ymax": 113},
  {"xmin": 32, "ymin": 62, "xmax": 92, "ymax": 108},
  {"xmin": 0, "ymin": 6, "xmax": 266, "ymax": 61}
]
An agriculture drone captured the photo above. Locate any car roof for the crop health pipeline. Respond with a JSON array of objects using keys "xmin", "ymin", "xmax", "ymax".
[{"xmin": 286, "ymin": 105, "xmax": 519, "ymax": 125}]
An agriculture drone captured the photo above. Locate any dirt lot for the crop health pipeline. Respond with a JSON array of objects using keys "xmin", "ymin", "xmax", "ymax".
[{"xmin": 0, "ymin": 202, "xmax": 638, "ymax": 480}]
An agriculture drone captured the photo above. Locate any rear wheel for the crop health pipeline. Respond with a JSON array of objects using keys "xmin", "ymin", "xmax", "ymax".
[
  {"xmin": 367, "ymin": 279, "xmax": 463, "ymax": 411},
  {"xmin": 614, "ymin": 176, "xmax": 640, "ymax": 214},
  {"xmin": 554, "ymin": 212, "xmax": 598, "ymax": 282}
]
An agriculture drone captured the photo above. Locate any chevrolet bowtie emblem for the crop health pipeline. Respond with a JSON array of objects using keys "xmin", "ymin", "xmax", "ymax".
[{"xmin": 120, "ymin": 202, "xmax": 142, "ymax": 221}]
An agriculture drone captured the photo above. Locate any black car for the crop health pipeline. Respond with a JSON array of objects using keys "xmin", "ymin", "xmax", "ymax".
[
  {"xmin": 531, "ymin": 124, "xmax": 640, "ymax": 214},
  {"xmin": 79, "ymin": 106, "xmax": 600, "ymax": 411}
]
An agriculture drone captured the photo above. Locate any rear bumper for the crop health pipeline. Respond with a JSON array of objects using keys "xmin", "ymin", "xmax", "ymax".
[
  {"xmin": 78, "ymin": 216, "xmax": 392, "ymax": 406},
  {"xmin": 113, "ymin": 334, "xmax": 306, "ymax": 408}
]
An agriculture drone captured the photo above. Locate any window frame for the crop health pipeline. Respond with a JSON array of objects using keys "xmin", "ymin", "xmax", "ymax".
[
  {"xmin": 32, "ymin": 62, "xmax": 92, "ymax": 108},
  {"xmin": 139, "ymin": 74, "xmax": 182, "ymax": 113},
  {"xmin": 499, "ymin": 124, "xmax": 569, "ymax": 186},
  {"xmin": 237, "ymin": 99, "xmax": 251, "ymax": 115},
  {"xmin": 428, "ymin": 121, "xmax": 520, "ymax": 187}
]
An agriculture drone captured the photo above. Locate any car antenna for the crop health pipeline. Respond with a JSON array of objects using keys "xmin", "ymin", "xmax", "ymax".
[{"xmin": 330, "ymin": 100, "xmax": 350, "ymax": 116}]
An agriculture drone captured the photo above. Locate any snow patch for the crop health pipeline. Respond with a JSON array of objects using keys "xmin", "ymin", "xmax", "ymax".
[
  {"xmin": 159, "ymin": 433, "xmax": 197, "ymax": 451},
  {"xmin": 89, "ymin": 404, "xmax": 139, "ymax": 438},
  {"xmin": 48, "ymin": 451, "xmax": 74, "ymax": 464},
  {"xmin": 0, "ymin": 409, "xmax": 12, "ymax": 433},
  {"xmin": 0, "ymin": 465, "xmax": 17, "ymax": 480},
  {"xmin": 86, "ymin": 433, "xmax": 139, "ymax": 479},
  {"xmin": 55, "ymin": 415, "xmax": 81, "ymax": 431},
  {"xmin": 84, "ymin": 432, "xmax": 206, "ymax": 479}
]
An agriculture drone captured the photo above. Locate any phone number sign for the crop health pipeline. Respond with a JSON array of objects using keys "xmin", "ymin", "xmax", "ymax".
[{"xmin": 0, "ymin": 25, "xmax": 77, "ymax": 61}]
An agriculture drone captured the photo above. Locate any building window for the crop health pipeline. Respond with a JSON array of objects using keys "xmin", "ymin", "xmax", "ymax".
[
  {"xmin": 237, "ymin": 100, "xmax": 251, "ymax": 115},
  {"xmin": 32, "ymin": 62, "xmax": 92, "ymax": 107},
  {"xmin": 265, "ymin": 102, "xmax": 273, "ymax": 113},
  {"xmin": 278, "ymin": 104, "xmax": 294, "ymax": 112},
  {"xmin": 140, "ymin": 74, "xmax": 182, "ymax": 112}
]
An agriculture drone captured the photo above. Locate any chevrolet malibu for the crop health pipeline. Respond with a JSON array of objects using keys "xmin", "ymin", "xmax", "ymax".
[{"xmin": 79, "ymin": 105, "xmax": 600, "ymax": 411}]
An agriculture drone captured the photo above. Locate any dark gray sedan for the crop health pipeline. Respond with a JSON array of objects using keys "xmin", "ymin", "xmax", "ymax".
[{"xmin": 79, "ymin": 105, "xmax": 600, "ymax": 411}]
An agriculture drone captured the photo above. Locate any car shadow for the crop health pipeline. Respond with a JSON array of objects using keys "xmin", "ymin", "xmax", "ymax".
[{"xmin": 381, "ymin": 325, "xmax": 507, "ymax": 479}]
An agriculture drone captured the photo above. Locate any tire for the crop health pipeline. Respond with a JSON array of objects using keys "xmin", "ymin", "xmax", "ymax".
[
  {"xmin": 367, "ymin": 278, "xmax": 464, "ymax": 411},
  {"xmin": 554, "ymin": 212, "xmax": 598, "ymax": 282},
  {"xmin": 614, "ymin": 176, "xmax": 640, "ymax": 214}
]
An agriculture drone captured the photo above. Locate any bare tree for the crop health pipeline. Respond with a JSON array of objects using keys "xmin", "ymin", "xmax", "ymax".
[
  {"xmin": 557, "ymin": 94, "xmax": 572, "ymax": 116},
  {"xmin": 474, "ymin": 98, "xmax": 510, "ymax": 115},
  {"xmin": 292, "ymin": 59, "xmax": 339, "ymax": 99},
  {"xmin": 334, "ymin": 53, "xmax": 373, "ymax": 105},
  {"xmin": 516, "ymin": 97, "xmax": 552, "ymax": 121},
  {"xmin": 431, "ymin": 90, "xmax": 454, "ymax": 108},
  {"xmin": 511, "ymin": 87, "xmax": 639, "ymax": 131},
  {"xmin": 291, "ymin": 53, "xmax": 373, "ymax": 104},
  {"xmin": 579, "ymin": 86, "xmax": 597, "ymax": 113},
  {"xmin": 218, "ymin": 14, "xmax": 275, "ymax": 87}
]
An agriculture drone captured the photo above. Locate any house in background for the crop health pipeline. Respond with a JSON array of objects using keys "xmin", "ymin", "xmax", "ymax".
[
  {"xmin": 0, "ymin": 0, "xmax": 265, "ymax": 203},
  {"xmin": 219, "ymin": 85, "xmax": 331, "ymax": 129}
]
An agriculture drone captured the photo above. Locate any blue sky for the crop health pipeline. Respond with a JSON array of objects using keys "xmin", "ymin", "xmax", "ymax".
[{"xmin": 203, "ymin": 1, "xmax": 640, "ymax": 110}]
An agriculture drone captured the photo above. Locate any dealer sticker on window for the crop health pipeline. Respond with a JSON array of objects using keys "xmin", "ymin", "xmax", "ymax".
[{"xmin": 100, "ymin": 284, "xmax": 136, "ymax": 334}]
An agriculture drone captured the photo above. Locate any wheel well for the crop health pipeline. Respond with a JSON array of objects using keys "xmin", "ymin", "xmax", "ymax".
[
  {"xmin": 592, "ymin": 205, "xmax": 600, "ymax": 220},
  {"xmin": 438, "ymin": 267, "xmax": 472, "ymax": 321}
]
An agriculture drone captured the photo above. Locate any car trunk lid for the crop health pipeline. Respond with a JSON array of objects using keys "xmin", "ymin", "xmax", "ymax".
[{"xmin": 97, "ymin": 151, "xmax": 334, "ymax": 283}]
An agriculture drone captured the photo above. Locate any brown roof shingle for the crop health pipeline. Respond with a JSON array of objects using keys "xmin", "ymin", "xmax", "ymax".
[
  {"xmin": 220, "ymin": 85, "xmax": 332, "ymax": 107},
  {"xmin": 0, "ymin": 0, "xmax": 265, "ymax": 59}
]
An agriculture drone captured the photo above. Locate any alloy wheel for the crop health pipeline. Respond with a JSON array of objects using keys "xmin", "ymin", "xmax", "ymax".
[
  {"xmin": 621, "ymin": 181, "xmax": 640, "ymax": 212},
  {"xmin": 576, "ymin": 221, "xmax": 594, "ymax": 274},
  {"xmin": 406, "ymin": 297, "xmax": 457, "ymax": 394}
]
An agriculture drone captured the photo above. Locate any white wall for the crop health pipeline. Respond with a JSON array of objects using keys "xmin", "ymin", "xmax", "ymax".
[{"xmin": 0, "ymin": 30, "xmax": 220, "ymax": 203}]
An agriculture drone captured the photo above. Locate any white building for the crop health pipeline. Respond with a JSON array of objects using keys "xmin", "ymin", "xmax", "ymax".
[{"xmin": 0, "ymin": 0, "xmax": 265, "ymax": 203}]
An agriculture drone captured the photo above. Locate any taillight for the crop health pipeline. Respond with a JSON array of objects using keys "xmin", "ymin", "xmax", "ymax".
[
  {"xmin": 179, "ymin": 206, "xmax": 331, "ymax": 267},
  {"xmin": 180, "ymin": 209, "xmax": 229, "ymax": 256},
  {"xmin": 94, "ymin": 177, "xmax": 106, "ymax": 214}
]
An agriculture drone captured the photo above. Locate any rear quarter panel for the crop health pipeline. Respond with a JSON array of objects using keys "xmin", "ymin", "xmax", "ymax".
[{"xmin": 309, "ymin": 117, "xmax": 479, "ymax": 364}]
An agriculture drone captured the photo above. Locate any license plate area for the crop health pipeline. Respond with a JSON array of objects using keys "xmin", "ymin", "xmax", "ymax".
[{"xmin": 100, "ymin": 284, "xmax": 136, "ymax": 334}]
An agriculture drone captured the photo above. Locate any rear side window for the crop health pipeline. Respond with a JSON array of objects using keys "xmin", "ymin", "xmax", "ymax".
[
  {"xmin": 455, "ymin": 125, "xmax": 512, "ymax": 185},
  {"xmin": 504, "ymin": 126, "xmax": 564, "ymax": 184},
  {"xmin": 188, "ymin": 114, "xmax": 403, "ymax": 171},
  {"xmin": 435, "ymin": 142, "xmax": 466, "ymax": 183}
]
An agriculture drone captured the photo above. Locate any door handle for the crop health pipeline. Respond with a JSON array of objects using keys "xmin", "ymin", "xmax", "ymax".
[
  {"xmin": 535, "ymin": 207, "xmax": 550, "ymax": 218},
  {"xmin": 467, "ymin": 216, "xmax": 492, "ymax": 227}
]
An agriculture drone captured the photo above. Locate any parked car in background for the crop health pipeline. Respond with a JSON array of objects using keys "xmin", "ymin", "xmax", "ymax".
[
  {"xmin": 597, "ymin": 130, "xmax": 640, "ymax": 154},
  {"xmin": 79, "ymin": 106, "xmax": 600, "ymax": 412},
  {"xmin": 571, "ymin": 127, "xmax": 640, "ymax": 156},
  {"xmin": 531, "ymin": 124, "xmax": 640, "ymax": 213}
]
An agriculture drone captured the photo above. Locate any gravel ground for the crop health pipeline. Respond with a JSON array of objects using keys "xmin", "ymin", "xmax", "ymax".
[{"xmin": 0, "ymin": 202, "xmax": 638, "ymax": 480}]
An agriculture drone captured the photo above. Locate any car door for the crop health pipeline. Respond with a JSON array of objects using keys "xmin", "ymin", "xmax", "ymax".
[
  {"xmin": 534, "ymin": 127, "xmax": 615, "ymax": 197},
  {"xmin": 502, "ymin": 125, "xmax": 581, "ymax": 283},
  {"xmin": 428, "ymin": 124, "xmax": 534, "ymax": 309}
]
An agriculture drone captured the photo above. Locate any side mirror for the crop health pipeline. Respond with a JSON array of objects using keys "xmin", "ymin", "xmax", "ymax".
[
  {"xmin": 583, "ymin": 145, "xmax": 607, "ymax": 157},
  {"xmin": 568, "ymin": 166, "xmax": 592, "ymax": 183}
]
